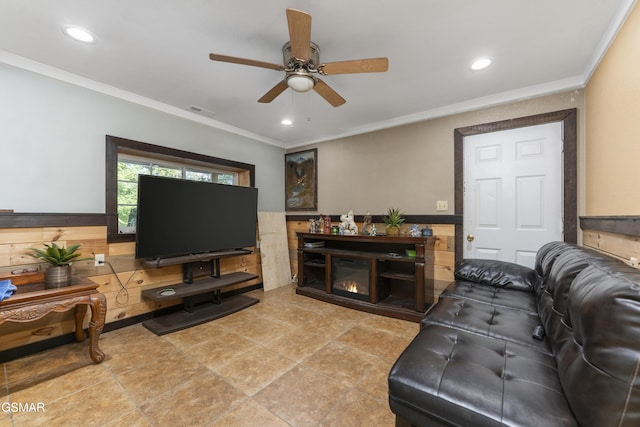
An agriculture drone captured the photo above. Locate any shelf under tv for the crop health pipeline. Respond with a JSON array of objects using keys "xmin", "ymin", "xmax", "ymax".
[
  {"xmin": 141, "ymin": 271, "xmax": 259, "ymax": 335},
  {"xmin": 141, "ymin": 249, "xmax": 253, "ymax": 269},
  {"xmin": 141, "ymin": 272, "xmax": 258, "ymax": 301}
]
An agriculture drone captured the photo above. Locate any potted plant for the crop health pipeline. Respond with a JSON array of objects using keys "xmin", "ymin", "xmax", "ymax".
[
  {"xmin": 383, "ymin": 207, "xmax": 405, "ymax": 236},
  {"xmin": 27, "ymin": 243, "xmax": 92, "ymax": 288}
]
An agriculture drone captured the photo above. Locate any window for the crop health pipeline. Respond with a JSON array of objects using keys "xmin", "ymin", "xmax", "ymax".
[
  {"xmin": 116, "ymin": 155, "xmax": 238, "ymax": 234},
  {"xmin": 106, "ymin": 135, "xmax": 255, "ymax": 243}
]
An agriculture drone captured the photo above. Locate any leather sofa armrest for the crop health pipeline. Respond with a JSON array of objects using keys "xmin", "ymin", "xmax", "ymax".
[{"xmin": 455, "ymin": 259, "xmax": 537, "ymax": 292}]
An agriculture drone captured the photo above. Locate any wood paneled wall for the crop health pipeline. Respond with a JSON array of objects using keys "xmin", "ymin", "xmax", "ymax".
[
  {"xmin": 581, "ymin": 216, "xmax": 640, "ymax": 267},
  {"xmin": 0, "ymin": 225, "xmax": 262, "ymax": 352},
  {"xmin": 1, "ymin": 218, "xmax": 456, "ymax": 353},
  {"xmin": 583, "ymin": 229, "xmax": 640, "ymax": 265}
]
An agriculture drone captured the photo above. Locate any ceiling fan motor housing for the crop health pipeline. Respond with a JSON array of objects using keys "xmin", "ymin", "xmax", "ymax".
[{"xmin": 283, "ymin": 41, "xmax": 320, "ymax": 72}]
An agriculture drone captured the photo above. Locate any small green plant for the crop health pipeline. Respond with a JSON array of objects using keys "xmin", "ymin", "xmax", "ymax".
[
  {"xmin": 383, "ymin": 207, "xmax": 405, "ymax": 229},
  {"xmin": 27, "ymin": 243, "xmax": 92, "ymax": 266}
]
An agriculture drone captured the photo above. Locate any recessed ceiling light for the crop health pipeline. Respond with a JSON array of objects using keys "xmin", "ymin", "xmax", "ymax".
[
  {"xmin": 470, "ymin": 57, "xmax": 492, "ymax": 71},
  {"xmin": 63, "ymin": 25, "xmax": 95, "ymax": 43},
  {"xmin": 281, "ymin": 119, "xmax": 293, "ymax": 126}
]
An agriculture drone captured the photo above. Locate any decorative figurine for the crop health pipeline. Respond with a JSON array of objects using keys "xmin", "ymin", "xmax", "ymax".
[
  {"xmin": 371, "ymin": 223, "xmax": 377, "ymax": 236},
  {"xmin": 361, "ymin": 212, "xmax": 372, "ymax": 235},
  {"xmin": 309, "ymin": 218, "xmax": 319, "ymax": 233},
  {"xmin": 339, "ymin": 210, "xmax": 358, "ymax": 235},
  {"xmin": 410, "ymin": 224, "xmax": 422, "ymax": 237},
  {"xmin": 323, "ymin": 215, "xmax": 331, "ymax": 234}
]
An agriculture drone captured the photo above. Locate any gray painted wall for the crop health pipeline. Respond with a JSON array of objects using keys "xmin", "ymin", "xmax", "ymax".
[{"xmin": 0, "ymin": 63, "xmax": 285, "ymax": 213}]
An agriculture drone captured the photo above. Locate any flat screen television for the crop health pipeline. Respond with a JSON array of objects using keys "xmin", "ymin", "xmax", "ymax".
[{"xmin": 135, "ymin": 175, "xmax": 258, "ymax": 261}]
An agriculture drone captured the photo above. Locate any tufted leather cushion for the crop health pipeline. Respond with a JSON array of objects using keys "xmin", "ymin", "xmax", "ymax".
[
  {"xmin": 439, "ymin": 280, "xmax": 538, "ymax": 314},
  {"xmin": 537, "ymin": 250, "xmax": 596, "ymax": 355},
  {"xmin": 422, "ymin": 296, "xmax": 550, "ymax": 354},
  {"xmin": 534, "ymin": 241, "xmax": 569, "ymax": 279},
  {"xmin": 556, "ymin": 264, "xmax": 640, "ymax": 427},
  {"xmin": 455, "ymin": 259, "xmax": 537, "ymax": 292},
  {"xmin": 389, "ymin": 325, "xmax": 577, "ymax": 427},
  {"xmin": 537, "ymin": 244, "xmax": 627, "ymax": 357}
]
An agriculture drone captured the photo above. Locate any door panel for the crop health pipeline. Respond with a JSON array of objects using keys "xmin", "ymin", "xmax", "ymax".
[
  {"xmin": 476, "ymin": 248, "xmax": 501, "ymax": 259},
  {"xmin": 516, "ymin": 250, "xmax": 537, "ymax": 267},
  {"xmin": 516, "ymin": 175, "xmax": 544, "ymax": 229},
  {"xmin": 463, "ymin": 122, "xmax": 563, "ymax": 268},
  {"xmin": 476, "ymin": 178, "xmax": 501, "ymax": 227}
]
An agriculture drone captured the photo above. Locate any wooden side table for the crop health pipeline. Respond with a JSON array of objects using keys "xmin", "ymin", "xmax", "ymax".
[{"xmin": 0, "ymin": 278, "xmax": 107, "ymax": 363}]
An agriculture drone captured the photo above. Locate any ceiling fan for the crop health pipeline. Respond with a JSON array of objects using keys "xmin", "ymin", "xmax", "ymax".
[{"xmin": 209, "ymin": 8, "xmax": 389, "ymax": 107}]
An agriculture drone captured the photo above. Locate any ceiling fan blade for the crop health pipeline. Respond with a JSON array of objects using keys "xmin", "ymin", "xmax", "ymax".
[
  {"xmin": 320, "ymin": 58, "xmax": 389, "ymax": 75},
  {"xmin": 209, "ymin": 53, "xmax": 284, "ymax": 71},
  {"xmin": 313, "ymin": 79, "xmax": 346, "ymax": 107},
  {"xmin": 286, "ymin": 8, "xmax": 312, "ymax": 61},
  {"xmin": 258, "ymin": 80, "xmax": 289, "ymax": 103}
]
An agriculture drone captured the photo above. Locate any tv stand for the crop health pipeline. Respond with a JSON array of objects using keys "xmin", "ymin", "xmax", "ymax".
[
  {"xmin": 140, "ymin": 250, "xmax": 259, "ymax": 335},
  {"xmin": 296, "ymin": 233, "xmax": 434, "ymax": 322},
  {"xmin": 183, "ymin": 257, "xmax": 222, "ymax": 283}
]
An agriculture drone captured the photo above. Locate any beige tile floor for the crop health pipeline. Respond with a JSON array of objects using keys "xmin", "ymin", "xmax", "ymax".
[{"xmin": 1, "ymin": 285, "xmax": 419, "ymax": 427}]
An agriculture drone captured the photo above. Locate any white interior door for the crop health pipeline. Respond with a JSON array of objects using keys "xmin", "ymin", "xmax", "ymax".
[{"xmin": 463, "ymin": 122, "xmax": 563, "ymax": 268}]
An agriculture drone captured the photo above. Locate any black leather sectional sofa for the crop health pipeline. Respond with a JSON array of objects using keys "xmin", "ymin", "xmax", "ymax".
[{"xmin": 388, "ymin": 241, "xmax": 640, "ymax": 426}]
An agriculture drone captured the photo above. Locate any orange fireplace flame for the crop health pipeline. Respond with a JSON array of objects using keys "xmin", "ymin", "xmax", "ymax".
[{"xmin": 342, "ymin": 280, "xmax": 359, "ymax": 293}]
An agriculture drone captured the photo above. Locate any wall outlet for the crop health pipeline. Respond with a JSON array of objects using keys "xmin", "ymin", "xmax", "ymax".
[
  {"xmin": 436, "ymin": 200, "xmax": 448, "ymax": 211},
  {"xmin": 94, "ymin": 253, "xmax": 105, "ymax": 267},
  {"xmin": 630, "ymin": 256, "xmax": 638, "ymax": 268}
]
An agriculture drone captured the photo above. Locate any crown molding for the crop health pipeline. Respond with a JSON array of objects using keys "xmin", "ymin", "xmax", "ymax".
[
  {"xmin": 285, "ymin": 75, "xmax": 585, "ymax": 148},
  {"xmin": 0, "ymin": 50, "xmax": 285, "ymax": 148}
]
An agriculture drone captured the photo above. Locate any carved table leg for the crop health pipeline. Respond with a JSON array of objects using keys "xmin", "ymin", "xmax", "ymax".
[
  {"xmin": 87, "ymin": 292, "xmax": 107, "ymax": 363},
  {"xmin": 74, "ymin": 303, "xmax": 88, "ymax": 342}
]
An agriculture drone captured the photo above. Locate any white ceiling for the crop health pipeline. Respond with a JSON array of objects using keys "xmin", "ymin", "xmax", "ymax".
[{"xmin": 0, "ymin": 0, "xmax": 635, "ymax": 148}]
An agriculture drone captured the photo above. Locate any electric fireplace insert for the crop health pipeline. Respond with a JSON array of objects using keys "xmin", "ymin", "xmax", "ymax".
[{"xmin": 331, "ymin": 257, "xmax": 370, "ymax": 302}]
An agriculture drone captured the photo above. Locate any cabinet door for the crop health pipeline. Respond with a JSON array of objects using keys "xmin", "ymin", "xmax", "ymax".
[{"xmin": 301, "ymin": 252, "xmax": 326, "ymax": 288}]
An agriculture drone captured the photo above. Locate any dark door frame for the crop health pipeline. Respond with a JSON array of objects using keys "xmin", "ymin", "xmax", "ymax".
[{"xmin": 453, "ymin": 108, "xmax": 578, "ymax": 264}]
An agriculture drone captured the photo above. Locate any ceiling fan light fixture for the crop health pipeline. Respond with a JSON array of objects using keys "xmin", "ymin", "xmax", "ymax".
[{"xmin": 287, "ymin": 74, "xmax": 315, "ymax": 92}]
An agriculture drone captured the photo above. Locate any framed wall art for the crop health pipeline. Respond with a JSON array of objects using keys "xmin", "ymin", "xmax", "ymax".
[{"xmin": 285, "ymin": 148, "xmax": 317, "ymax": 211}]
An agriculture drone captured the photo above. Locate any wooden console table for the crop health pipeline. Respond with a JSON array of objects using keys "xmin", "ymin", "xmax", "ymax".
[{"xmin": 0, "ymin": 278, "xmax": 107, "ymax": 363}]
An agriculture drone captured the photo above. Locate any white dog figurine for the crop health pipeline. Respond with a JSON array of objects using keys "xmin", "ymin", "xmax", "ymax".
[{"xmin": 339, "ymin": 210, "xmax": 358, "ymax": 235}]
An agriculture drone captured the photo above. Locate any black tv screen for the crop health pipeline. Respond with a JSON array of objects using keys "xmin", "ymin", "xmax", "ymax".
[{"xmin": 135, "ymin": 175, "xmax": 258, "ymax": 260}]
